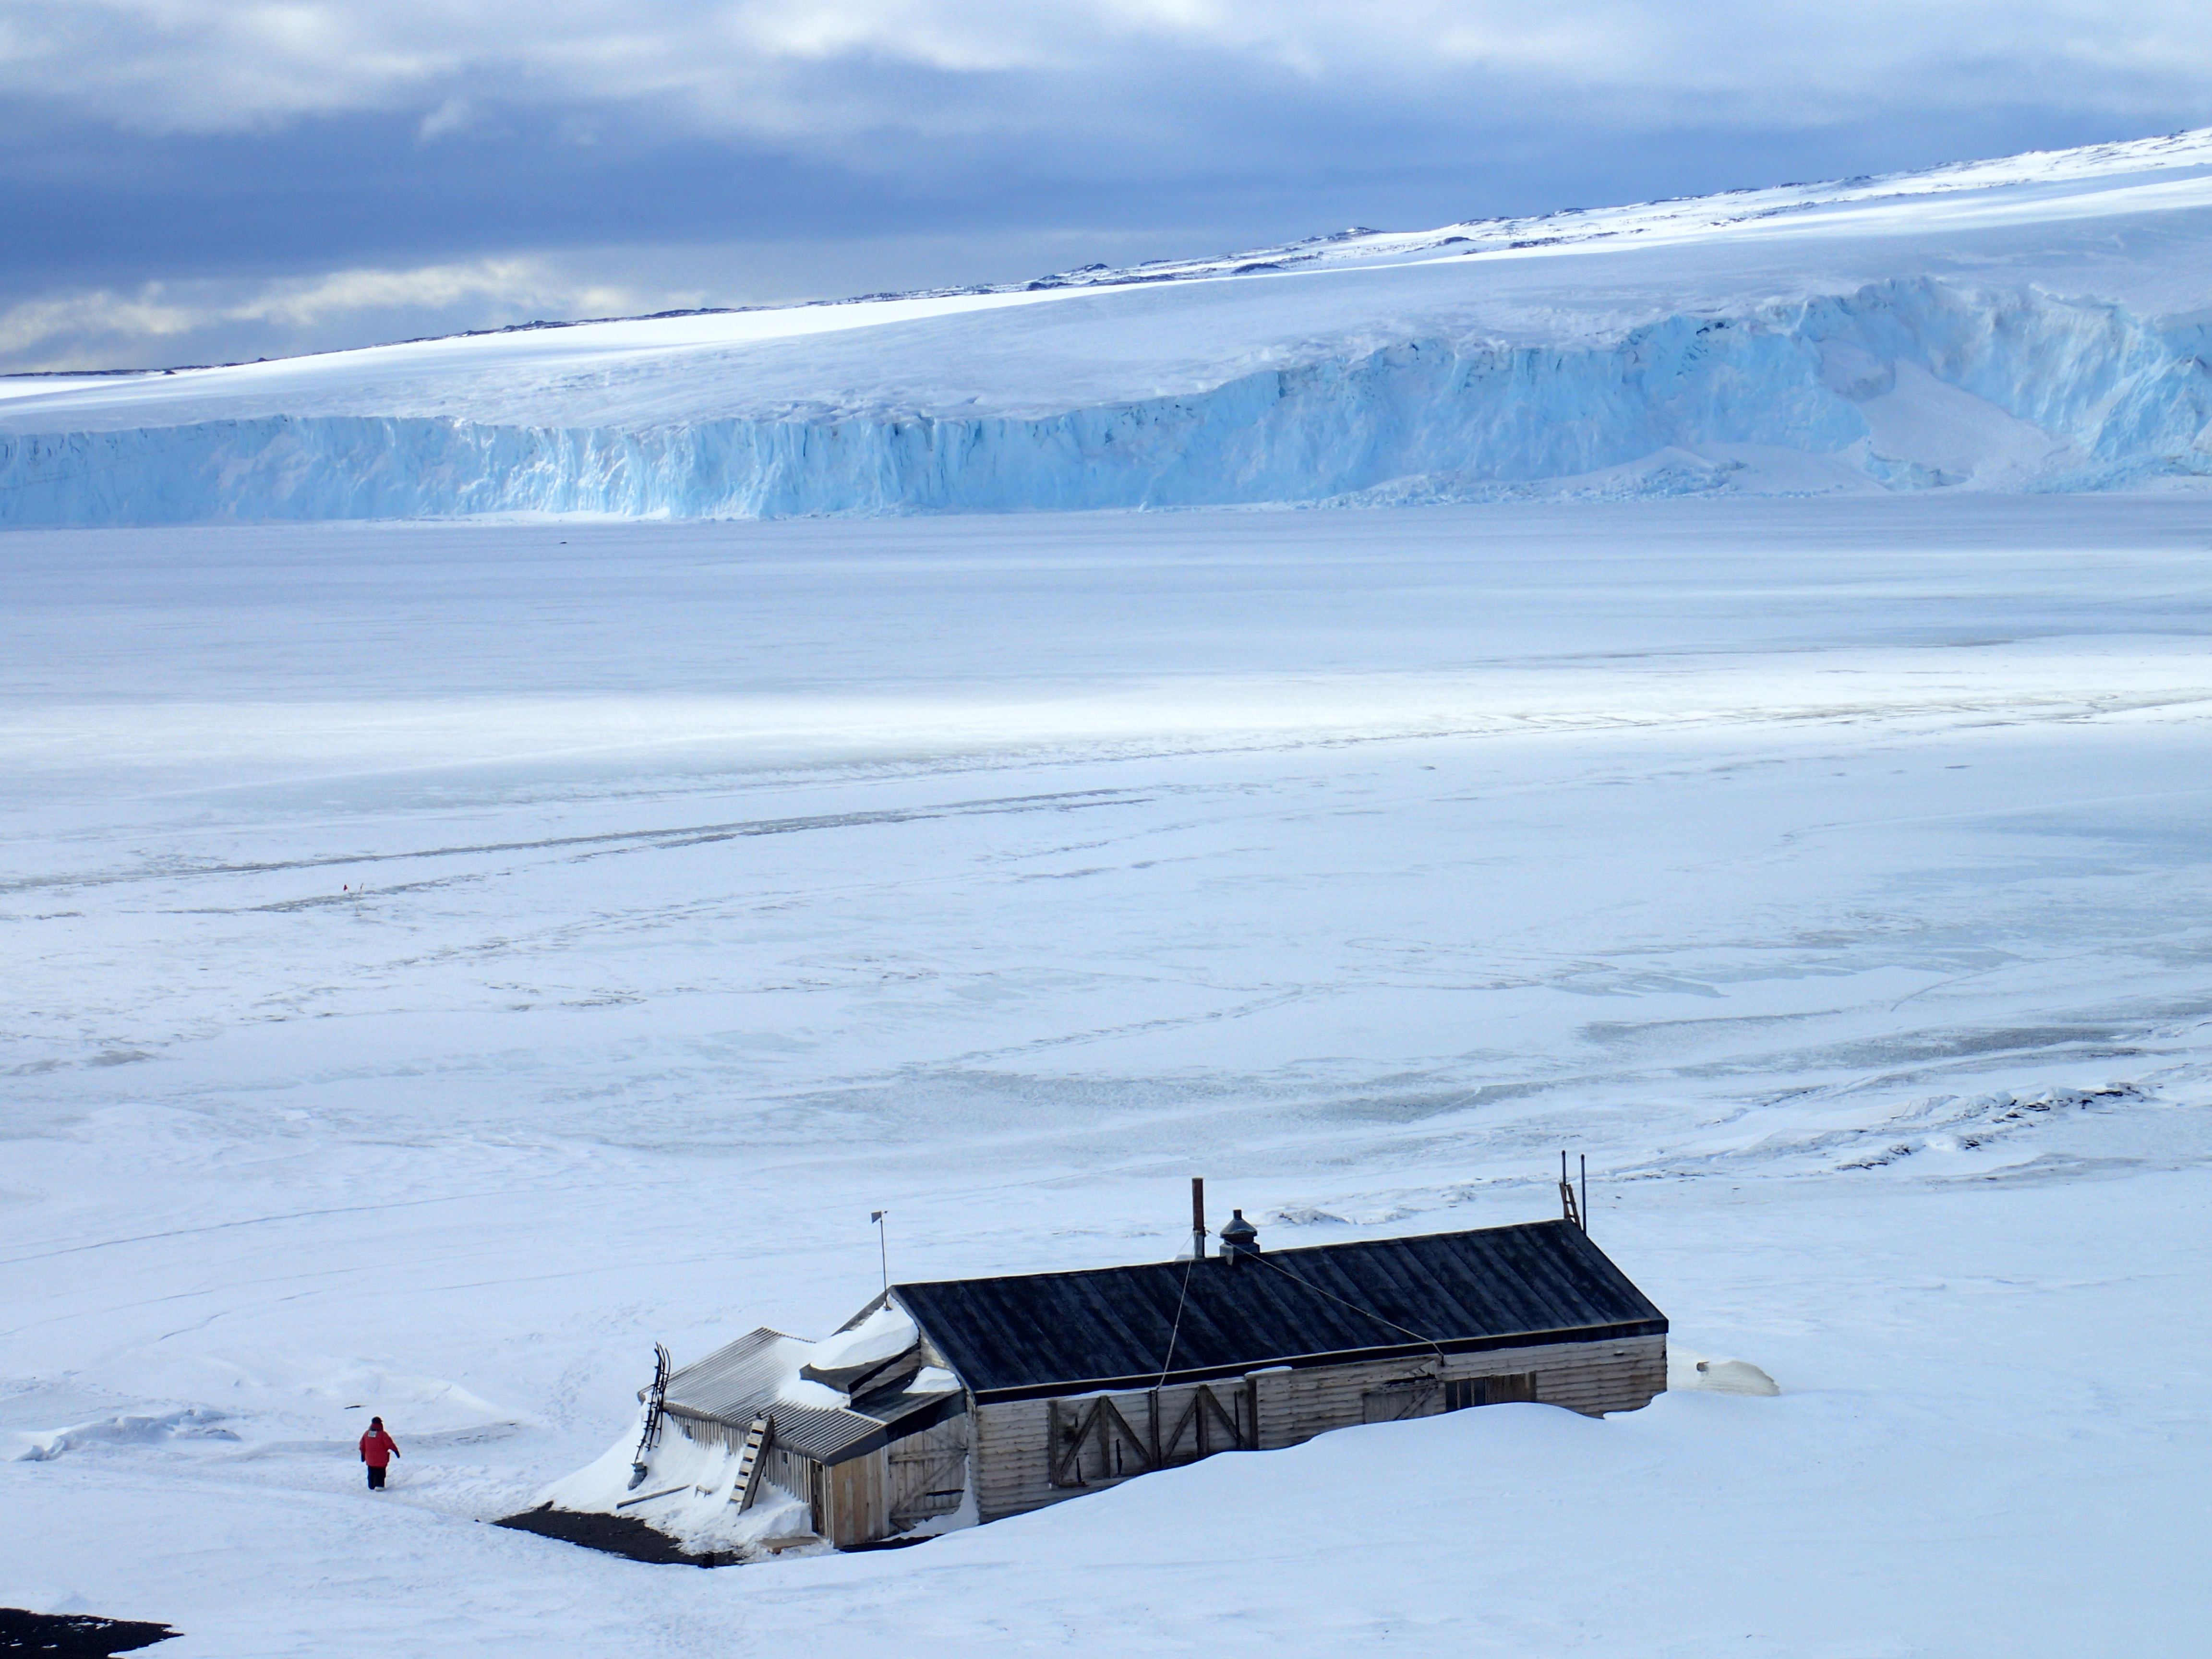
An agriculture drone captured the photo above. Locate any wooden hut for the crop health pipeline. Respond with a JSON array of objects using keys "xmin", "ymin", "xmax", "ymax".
[{"xmin": 653, "ymin": 1213, "xmax": 1666, "ymax": 1548}]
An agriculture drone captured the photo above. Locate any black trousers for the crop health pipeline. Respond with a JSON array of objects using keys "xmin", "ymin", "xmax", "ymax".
[{"xmin": 367, "ymin": 1465, "xmax": 387, "ymax": 1489}]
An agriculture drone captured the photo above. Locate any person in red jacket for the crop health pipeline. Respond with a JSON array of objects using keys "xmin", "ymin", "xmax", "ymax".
[{"xmin": 359, "ymin": 1418, "xmax": 400, "ymax": 1490}]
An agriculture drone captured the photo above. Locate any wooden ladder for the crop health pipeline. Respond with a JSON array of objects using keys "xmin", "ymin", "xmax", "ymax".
[{"xmin": 732, "ymin": 1413, "xmax": 775, "ymax": 1513}]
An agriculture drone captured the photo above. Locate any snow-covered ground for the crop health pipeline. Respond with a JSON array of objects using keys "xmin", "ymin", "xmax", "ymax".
[
  {"xmin": 6, "ymin": 129, "xmax": 2212, "ymax": 519},
  {"xmin": 3, "ymin": 496, "xmax": 2209, "ymax": 1653}
]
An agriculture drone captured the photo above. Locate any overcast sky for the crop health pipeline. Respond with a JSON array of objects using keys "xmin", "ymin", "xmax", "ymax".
[{"xmin": 6, "ymin": 1, "xmax": 2209, "ymax": 371}]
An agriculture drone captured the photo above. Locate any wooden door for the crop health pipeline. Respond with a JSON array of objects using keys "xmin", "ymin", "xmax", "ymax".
[{"xmin": 887, "ymin": 1415, "xmax": 970, "ymax": 1529}]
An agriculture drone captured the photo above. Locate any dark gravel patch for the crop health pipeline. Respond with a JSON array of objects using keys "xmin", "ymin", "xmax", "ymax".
[
  {"xmin": 493, "ymin": 1504, "xmax": 739, "ymax": 1567},
  {"xmin": 0, "ymin": 1610, "xmax": 178, "ymax": 1655}
]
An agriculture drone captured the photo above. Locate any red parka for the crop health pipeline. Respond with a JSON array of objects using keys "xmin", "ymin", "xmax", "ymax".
[{"xmin": 359, "ymin": 1427, "xmax": 399, "ymax": 1468}]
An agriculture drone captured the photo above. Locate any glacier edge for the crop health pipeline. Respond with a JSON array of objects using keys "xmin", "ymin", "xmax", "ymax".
[{"xmin": 4, "ymin": 279, "xmax": 2210, "ymax": 526}]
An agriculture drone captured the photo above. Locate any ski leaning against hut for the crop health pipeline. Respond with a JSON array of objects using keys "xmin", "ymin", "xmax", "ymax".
[{"xmin": 359, "ymin": 1417, "xmax": 400, "ymax": 1490}]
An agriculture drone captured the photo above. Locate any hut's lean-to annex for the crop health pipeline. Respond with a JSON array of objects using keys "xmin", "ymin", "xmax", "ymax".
[{"xmin": 643, "ymin": 1210, "xmax": 1669, "ymax": 1549}]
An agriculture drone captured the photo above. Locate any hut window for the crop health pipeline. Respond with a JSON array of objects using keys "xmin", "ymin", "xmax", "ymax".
[
  {"xmin": 1360, "ymin": 1376, "xmax": 1439, "ymax": 1423},
  {"xmin": 1442, "ymin": 1373, "xmax": 1538, "ymax": 1410}
]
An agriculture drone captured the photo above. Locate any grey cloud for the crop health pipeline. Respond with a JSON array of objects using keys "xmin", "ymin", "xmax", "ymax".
[
  {"xmin": 2, "ymin": 2, "xmax": 2208, "ymax": 370},
  {"xmin": 8, "ymin": 1, "xmax": 2210, "ymax": 137}
]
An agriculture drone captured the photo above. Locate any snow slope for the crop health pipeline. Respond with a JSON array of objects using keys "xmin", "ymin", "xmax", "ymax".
[
  {"xmin": 4, "ymin": 496, "xmax": 2212, "ymax": 1654},
  {"xmin": 7, "ymin": 132, "xmax": 2212, "ymax": 521}
]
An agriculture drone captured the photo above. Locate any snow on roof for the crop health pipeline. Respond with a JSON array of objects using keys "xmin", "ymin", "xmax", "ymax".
[
  {"xmin": 806, "ymin": 1304, "xmax": 918, "ymax": 1375},
  {"xmin": 660, "ymin": 1326, "xmax": 955, "ymax": 1466}
]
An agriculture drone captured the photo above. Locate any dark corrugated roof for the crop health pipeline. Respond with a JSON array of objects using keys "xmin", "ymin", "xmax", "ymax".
[{"xmin": 892, "ymin": 1220, "xmax": 1665, "ymax": 1402}]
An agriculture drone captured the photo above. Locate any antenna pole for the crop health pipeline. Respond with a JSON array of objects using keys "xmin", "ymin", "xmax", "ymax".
[
  {"xmin": 1580, "ymin": 1155, "xmax": 1588, "ymax": 1236},
  {"xmin": 871, "ymin": 1210, "xmax": 889, "ymax": 1294},
  {"xmin": 1191, "ymin": 1177, "xmax": 1206, "ymax": 1259}
]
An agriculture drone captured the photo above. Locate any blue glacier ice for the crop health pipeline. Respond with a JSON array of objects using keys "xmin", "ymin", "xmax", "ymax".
[{"xmin": 7, "ymin": 131, "xmax": 2212, "ymax": 525}]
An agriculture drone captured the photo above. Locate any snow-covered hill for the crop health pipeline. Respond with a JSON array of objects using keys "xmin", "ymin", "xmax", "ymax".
[
  {"xmin": 8, "ymin": 497, "xmax": 2212, "ymax": 1653},
  {"xmin": 7, "ymin": 129, "xmax": 2212, "ymax": 522}
]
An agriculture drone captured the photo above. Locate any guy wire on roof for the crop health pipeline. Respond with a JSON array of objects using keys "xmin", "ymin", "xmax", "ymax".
[
  {"xmin": 1154, "ymin": 1257, "xmax": 1196, "ymax": 1390},
  {"xmin": 1245, "ymin": 1249, "xmax": 1450, "ymax": 1370}
]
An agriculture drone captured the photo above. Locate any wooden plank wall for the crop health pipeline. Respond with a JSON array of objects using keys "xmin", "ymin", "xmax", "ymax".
[
  {"xmin": 1250, "ymin": 1334, "xmax": 1661, "ymax": 1446},
  {"xmin": 884, "ymin": 1413, "xmax": 972, "ymax": 1531},
  {"xmin": 668, "ymin": 1408, "xmax": 976, "ymax": 1545},
  {"xmin": 972, "ymin": 1334, "xmax": 1664, "ymax": 1524},
  {"xmin": 823, "ymin": 1451, "xmax": 888, "ymax": 1549}
]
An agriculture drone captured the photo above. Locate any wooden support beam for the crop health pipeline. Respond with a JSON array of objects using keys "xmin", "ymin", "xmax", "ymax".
[
  {"xmin": 1049, "ymin": 1398, "xmax": 1103, "ymax": 1487},
  {"xmin": 1098, "ymin": 1396, "xmax": 1156, "ymax": 1473},
  {"xmin": 1198, "ymin": 1383, "xmax": 1241, "ymax": 1451},
  {"xmin": 1162, "ymin": 1390, "xmax": 1202, "ymax": 1462}
]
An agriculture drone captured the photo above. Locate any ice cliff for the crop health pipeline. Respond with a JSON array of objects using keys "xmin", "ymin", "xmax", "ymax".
[{"xmin": 7, "ymin": 132, "xmax": 2212, "ymax": 524}]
